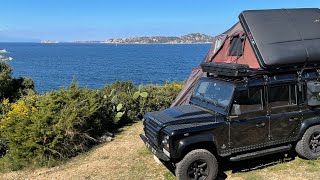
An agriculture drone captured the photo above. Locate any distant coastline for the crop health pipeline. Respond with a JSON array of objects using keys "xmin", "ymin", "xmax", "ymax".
[
  {"xmin": 40, "ymin": 40, "xmax": 59, "ymax": 44},
  {"xmin": 73, "ymin": 33, "xmax": 215, "ymax": 44},
  {"xmin": 70, "ymin": 42, "xmax": 213, "ymax": 45}
]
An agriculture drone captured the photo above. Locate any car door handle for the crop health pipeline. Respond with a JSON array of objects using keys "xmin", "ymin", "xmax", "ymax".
[
  {"xmin": 256, "ymin": 122, "xmax": 266, "ymax": 127},
  {"xmin": 289, "ymin": 117, "xmax": 299, "ymax": 122}
]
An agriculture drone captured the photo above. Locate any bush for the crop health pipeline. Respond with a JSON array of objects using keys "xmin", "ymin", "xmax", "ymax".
[
  {"xmin": 141, "ymin": 81, "xmax": 184, "ymax": 113},
  {"xmin": 102, "ymin": 81, "xmax": 138, "ymax": 123},
  {"xmin": 0, "ymin": 62, "xmax": 34, "ymax": 102},
  {"xmin": 0, "ymin": 80, "xmax": 184, "ymax": 170},
  {"xmin": 0, "ymin": 62, "xmax": 12, "ymax": 99},
  {"xmin": 0, "ymin": 83, "xmax": 115, "ymax": 169}
]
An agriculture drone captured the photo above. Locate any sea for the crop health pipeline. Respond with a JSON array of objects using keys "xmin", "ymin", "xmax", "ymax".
[{"xmin": 0, "ymin": 43, "xmax": 211, "ymax": 93}]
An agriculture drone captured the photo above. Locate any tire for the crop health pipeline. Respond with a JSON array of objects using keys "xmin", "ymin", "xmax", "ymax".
[
  {"xmin": 295, "ymin": 125, "xmax": 320, "ymax": 160},
  {"xmin": 175, "ymin": 149, "xmax": 218, "ymax": 180}
]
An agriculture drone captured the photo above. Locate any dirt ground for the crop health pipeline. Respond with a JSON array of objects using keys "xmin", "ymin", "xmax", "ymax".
[{"xmin": 0, "ymin": 122, "xmax": 319, "ymax": 180}]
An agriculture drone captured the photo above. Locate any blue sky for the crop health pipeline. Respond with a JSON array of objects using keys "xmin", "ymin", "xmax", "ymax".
[{"xmin": 0, "ymin": 0, "xmax": 319, "ymax": 42}]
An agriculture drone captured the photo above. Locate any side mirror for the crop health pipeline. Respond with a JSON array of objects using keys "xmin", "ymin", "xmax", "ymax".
[{"xmin": 231, "ymin": 104, "xmax": 241, "ymax": 116}]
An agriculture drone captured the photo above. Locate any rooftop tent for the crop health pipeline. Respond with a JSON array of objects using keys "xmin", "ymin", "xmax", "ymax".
[
  {"xmin": 171, "ymin": 22, "xmax": 245, "ymax": 107},
  {"xmin": 206, "ymin": 24, "xmax": 259, "ymax": 69},
  {"xmin": 240, "ymin": 8, "xmax": 320, "ymax": 69},
  {"xmin": 171, "ymin": 8, "xmax": 320, "ymax": 107}
]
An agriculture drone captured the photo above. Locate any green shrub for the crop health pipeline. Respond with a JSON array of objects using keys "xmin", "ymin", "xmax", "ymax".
[
  {"xmin": 0, "ymin": 62, "xmax": 12, "ymax": 99},
  {"xmin": 140, "ymin": 81, "xmax": 184, "ymax": 113},
  {"xmin": 101, "ymin": 81, "xmax": 184, "ymax": 122},
  {"xmin": 0, "ymin": 80, "xmax": 184, "ymax": 170},
  {"xmin": 0, "ymin": 83, "xmax": 115, "ymax": 169},
  {"xmin": 102, "ymin": 81, "xmax": 139, "ymax": 123},
  {"xmin": 0, "ymin": 62, "xmax": 34, "ymax": 101}
]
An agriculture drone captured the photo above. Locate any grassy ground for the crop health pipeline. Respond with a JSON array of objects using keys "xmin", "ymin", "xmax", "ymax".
[{"xmin": 0, "ymin": 122, "xmax": 319, "ymax": 180}]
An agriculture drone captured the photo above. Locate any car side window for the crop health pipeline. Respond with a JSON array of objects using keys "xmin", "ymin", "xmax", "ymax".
[
  {"xmin": 231, "ymin": 87, "xmax": 263, "ymax": 115},
  {"xmin": 268, "ymin": 84, "xmax": 297, "ymax": 108}
]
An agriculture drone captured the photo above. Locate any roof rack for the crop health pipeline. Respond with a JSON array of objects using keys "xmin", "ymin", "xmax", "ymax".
[
  {"xmin": 201, "ymin": 62, "xmax": 266, "ymax": 77},
  {"xmin": 201, "ymin": 62, "xmax": 320, "ymax": 77}
]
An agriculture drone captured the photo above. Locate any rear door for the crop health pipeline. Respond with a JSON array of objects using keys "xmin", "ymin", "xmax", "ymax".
[
  {"xmin": 229, "ymin": 86, "xmax": 269, "ymax": 149},
  {"xmin": 268, "ymin": 84, "xmax": 302, "ymax": 141}
]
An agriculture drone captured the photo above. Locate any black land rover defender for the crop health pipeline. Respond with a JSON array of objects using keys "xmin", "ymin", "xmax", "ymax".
[
  {"xmin": 140, "ymin": 64, "xmax": 320, "ymax": 179},
  {"xmin": 140, "ymin": 8, "xmax": 320, "ymax": 180}
]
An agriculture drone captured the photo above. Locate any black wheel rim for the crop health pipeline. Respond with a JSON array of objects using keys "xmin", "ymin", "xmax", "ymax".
[
  {"xmin": 187, "ymin": 159, "xmax": 209, "ymax": 180},
  {"xmin": 309, "ymin": 131, "xmax": 320, "ymax": 153}
]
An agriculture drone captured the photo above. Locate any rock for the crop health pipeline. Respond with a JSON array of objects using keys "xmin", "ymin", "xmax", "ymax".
[
  {"xmin": 0, "ymin": 55, "xmax": 13, "ymax": 61},
  {"xmin": 97, "ymin": 132, "xmax": 114, "ymax": 142},
  {"xmin": 0, "ymin": 49, "xmax": 9, "ymax": 53},
  {"xmin": 106, "ymin": 137, "xmax": 112, "ymax": 142},
  {"xmin": 104, "ymin": 132, "xmax": 114, "ymax": 137}
]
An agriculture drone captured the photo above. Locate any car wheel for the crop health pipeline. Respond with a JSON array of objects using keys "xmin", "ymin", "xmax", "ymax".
[
  {"xmin": 175, "ymin": 149, "xmax": 218, "ymax": 180},
  {"xmin": 295, "ymin": 125, "xmax": 320, "ymax": 160}
]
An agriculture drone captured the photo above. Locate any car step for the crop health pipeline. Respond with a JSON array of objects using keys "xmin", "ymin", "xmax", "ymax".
[{"xmin": 229, "ymin": 144, "xmax": 292, "ymax": 162}]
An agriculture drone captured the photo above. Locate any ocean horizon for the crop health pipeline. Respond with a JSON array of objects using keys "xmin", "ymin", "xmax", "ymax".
[{"xmin": 0, "ymin": 43, "xmax": 211, "ymax": 93}]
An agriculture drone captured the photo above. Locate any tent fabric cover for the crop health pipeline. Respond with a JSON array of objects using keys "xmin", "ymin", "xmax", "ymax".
[
  {"xmin": 208, "ymin": 32, "xmax": 259, "ymax": 68},
  {"xmin": 171, "ymin": 22, "xmax": 244, "ymax": 107},
  {"xmin": 240, "ymin": 8, "xmax": 320, "ymax": 69}
]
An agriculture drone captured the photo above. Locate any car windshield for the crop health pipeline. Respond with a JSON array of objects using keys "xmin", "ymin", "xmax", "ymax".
[{"xmin": 193, "ymin": 79, "xmax": 234, "ymax": 109}]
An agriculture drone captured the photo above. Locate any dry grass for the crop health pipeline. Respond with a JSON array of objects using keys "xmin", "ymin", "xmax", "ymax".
[{"xmin": 0, "ymin": 122, "xmax": 319, "ymax": 180}]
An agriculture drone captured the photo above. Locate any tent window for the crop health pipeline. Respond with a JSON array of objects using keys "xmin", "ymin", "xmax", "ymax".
[
  {"xmin": 229, "ymin": 35, "xmax": 243, "ymax": 56},
  {"xmin": 213, "ymin": 38, "xmax": 223, "ymax": 54}
]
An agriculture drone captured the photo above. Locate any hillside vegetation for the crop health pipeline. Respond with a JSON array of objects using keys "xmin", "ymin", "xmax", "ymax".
[{"xmin": 0, "ymin": 61, "xmax": 184, "ymax": 171}]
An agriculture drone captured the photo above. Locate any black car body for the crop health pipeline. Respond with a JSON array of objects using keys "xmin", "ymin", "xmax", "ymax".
[{"xmin": 140, "ymin": 67, "xmax": 320, "ymax": 179}]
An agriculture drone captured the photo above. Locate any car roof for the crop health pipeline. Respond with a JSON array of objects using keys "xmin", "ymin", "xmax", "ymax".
[{"xmin": 202, "ymin": 68, "xmax": 319, "ymax": 87}]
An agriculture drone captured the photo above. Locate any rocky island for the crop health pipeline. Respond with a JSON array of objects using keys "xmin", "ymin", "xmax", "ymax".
[
  {"xmin": 0, "ymin": 49, "xmax": 9, "ymax": 53},
  {"xmin": 0, "ymin": 55, "xmax": 13, "ymax": 61},
  {"xmin": 104, "ymin": 33, "xmax": 215, "ymax": 44},
  {"xmin": 40, "ymin": 40, "xmax": 59, "ymax": 44}
]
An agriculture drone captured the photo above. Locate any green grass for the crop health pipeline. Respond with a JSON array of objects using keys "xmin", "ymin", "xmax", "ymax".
[
  {"xmin": 137, "ymin": 147, "xmax": 153, "ymax": 156},
  {"xmin": 1, "ymin": 122, "xmax": 319, "ymax": 180},
  {"xmin": 243, "ymin": 173, "xmax": 264, "ymax": 180},
  {"xmin": 305, "ymin": 159, "xmax": 320, "ymax": 172},
  {"xmin": 267, "ymin": 161, "xmax": 289, "ymax": 171},
  {"xmin": 164, "ymin": 172, "xmax": 176, "ymax": 180}
]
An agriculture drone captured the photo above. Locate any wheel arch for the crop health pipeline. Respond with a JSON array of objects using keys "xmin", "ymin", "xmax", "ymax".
[
  {"xmin": 298, "ymin": 117, "xmax": 320, "ymax": 139},
  {"xmin": 174, "ymin": 133, "xmax": 218, "ymax": 162}
]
